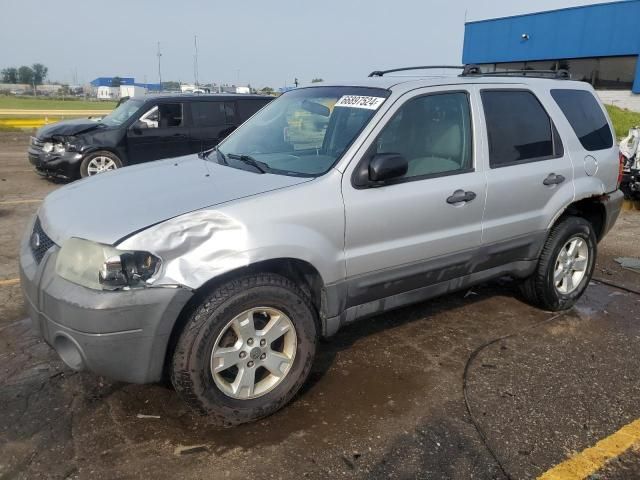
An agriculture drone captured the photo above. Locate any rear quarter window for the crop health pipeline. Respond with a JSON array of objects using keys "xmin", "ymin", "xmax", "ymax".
[{"xmin": 550, "ymin": 89, "xmax": 613, "ymax": 151}]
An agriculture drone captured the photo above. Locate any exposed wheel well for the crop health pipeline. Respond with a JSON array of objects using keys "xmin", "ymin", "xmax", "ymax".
[
  {"xmin": 163, "ymin": 258, "xmax": 325, "ymax": 381},
  {"xmin": 560, "ymin": 197, "xmax": 606, "ymax": 241}
]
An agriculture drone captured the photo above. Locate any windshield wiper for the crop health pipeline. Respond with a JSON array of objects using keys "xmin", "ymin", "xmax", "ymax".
[
  {"xmin": 199, "ymin": 146, "xmax": 219, "ymax": 161},
  {"xmin": 227, "ymin": 153, "xmax": 270, "ymax": 174}
]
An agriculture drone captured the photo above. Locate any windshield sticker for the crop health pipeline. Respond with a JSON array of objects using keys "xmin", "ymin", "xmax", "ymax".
[{"xmin": 334, "ymin": 95, "xmax": 386, "ymax": 110}]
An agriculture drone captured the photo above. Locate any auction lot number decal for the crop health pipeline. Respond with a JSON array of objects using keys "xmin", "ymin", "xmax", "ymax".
[{"xmin": 335, "ymin": 95, "xmax": 386, "ymax": 110}]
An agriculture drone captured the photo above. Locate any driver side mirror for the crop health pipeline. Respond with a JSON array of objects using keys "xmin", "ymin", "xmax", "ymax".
[
  {"xmin": 130, "ymin": 120, "xmax": 148, "ymax": 134},
  {"xmin": 368, "ymin": 153, "xmax": 408, "ymax": 182}
]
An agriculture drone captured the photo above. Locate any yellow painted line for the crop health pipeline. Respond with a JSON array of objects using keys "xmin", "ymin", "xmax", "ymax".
[
  {"xmin": 0, "ymin": 278, "xmax": 20, "ymax": 287},
  {"xmin": 538, "ymin": 418, "xmax": 640, "ymax": 480},
  {"xmin": 0, "ymin": 199, "xmax": 42, "ymax": 205}
]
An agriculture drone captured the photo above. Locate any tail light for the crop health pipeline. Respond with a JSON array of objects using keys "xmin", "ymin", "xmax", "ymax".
[{"xmin": 618, "ymin": 151, "xmax": 625, "ymax": 188}]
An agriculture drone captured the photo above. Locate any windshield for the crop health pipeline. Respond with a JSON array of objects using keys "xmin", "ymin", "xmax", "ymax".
[
  {"xmin": 217, "ymin": 86, "xmax": 390, "ymax": 176},
  {"xmin": 101, "ymin": 98, "xmax": 145, "ymax": 127}
]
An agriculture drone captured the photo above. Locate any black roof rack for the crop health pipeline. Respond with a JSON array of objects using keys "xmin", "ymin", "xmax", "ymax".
[
  {"xmin": 368, "ymin": 66, "xmax": 465, "ymax": 77},
  {"xmin": 461, "ymin": 64, "xmax": 571, "ymax": 79}
]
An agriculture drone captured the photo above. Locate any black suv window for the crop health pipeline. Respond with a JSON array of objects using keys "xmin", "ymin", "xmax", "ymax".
[
  {"xmin": 224, "ymin": 102, "xmax": 237, "ymax": 124},
  {"xmin": 191, "ymin": 101, "xmax": 226, "ymax": 127},
  {"xmin": 237, "ymin": 99, "xmax": 270, "ymax": 121},
  {"xmin": 158, "ymin": 103, "xmax": 184, "ymax": 128},
  {"xmin": 482, "ymin": 90, "xmax": 556, "ymax": 168},
  {"xmin": 551, "ymin": 89, "xmax": 613, "ymax": 151}
]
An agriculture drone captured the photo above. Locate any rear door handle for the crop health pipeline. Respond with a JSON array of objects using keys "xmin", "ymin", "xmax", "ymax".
[
  {"xmin": 543, "ymin": 173, "xmax": 565, "ymax": 186},
  {"xmin": 447, "ymin": 189, "xmax": 477, "ymax": 205}
]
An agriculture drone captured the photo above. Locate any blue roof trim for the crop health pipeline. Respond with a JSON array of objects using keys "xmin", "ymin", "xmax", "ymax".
[
  {"xmin": 465, "ymin": 0, "xmax": 639, "ymax": 25},
  {"xmin": 463, "ymin": 1, "xmax": 640, "ymax": 65}
]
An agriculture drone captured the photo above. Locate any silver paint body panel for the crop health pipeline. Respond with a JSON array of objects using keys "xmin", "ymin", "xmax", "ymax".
[{"xmin": 21, "ymin": 74, "xmax": 623, "ymax": 382}]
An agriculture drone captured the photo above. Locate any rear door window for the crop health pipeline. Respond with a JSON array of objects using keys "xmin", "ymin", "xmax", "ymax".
[
  {"xmin": 550, "ymin": 89, "xmax": 613, "ymax": 151},
  {"xmin": 191, "ymin": 101, "xmax": 226, "ymax": 127},
  {"xmin": 481, "ymin": 90, "xmax": 558, "ymax": 168},
  {"xmin": 224, "ymin": 102, "xmax": 237, "ymax": 124}
]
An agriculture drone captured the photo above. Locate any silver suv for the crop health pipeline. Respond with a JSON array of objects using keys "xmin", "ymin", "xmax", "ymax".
[{"xmin": 20, "ymin": 67, "xmax": 624, "ymax": 425}]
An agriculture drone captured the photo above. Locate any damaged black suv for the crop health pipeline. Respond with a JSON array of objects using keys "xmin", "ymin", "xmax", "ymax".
[{"xmin": 28, "ymin": 93, "xmax": 272, "ymax": 179}]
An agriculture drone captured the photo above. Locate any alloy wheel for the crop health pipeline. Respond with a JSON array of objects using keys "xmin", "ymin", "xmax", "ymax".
[
  {"xmin": 210, "ymin": 307, "xmax": 297, "ymax": 399},
  {"xmin": 86, "ymin": 156, "xmax": 118, "ymax": 175},
  {"xmin": 554, "ymin": 236, "xmax": 589, "ymax": 294}
]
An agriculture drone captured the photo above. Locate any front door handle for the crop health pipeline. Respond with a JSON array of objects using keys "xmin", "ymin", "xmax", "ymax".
[
  {"xmin": 543, "ymin": 173, "xmax": 566, "ymax": 186},
  {"xmin": 447, "ymin": 189, "xmax": 477, "ymax": 205}
]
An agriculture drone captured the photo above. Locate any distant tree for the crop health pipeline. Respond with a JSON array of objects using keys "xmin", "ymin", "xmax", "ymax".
[
  {"xmin": 60, "ymin": 84, "xmax": 71, "ymax": 96},
  {"xmin": 260, "ymin": 86, "xmax": 274, "ymax": 95},
  {"xmin": 32, "ymin": 63, "xmax": 48, "ymax": 85},
  {"xmin": 1, "ymin": 67, "xmax": 18, "ymax": 84},
  {"xmin": 17, "ymin": 65, "xmax": 34, "ymax": 85},
  {"xmin": 162, "ymin": 80, "xmax": 180, "ymax": 91},
  {"xmin": 111, "ymin": 76, "xmax": 123, "ymax": 87},
  {"xmin": 311, "ymin": 78, "xmax": 323, "ymax": 83}
]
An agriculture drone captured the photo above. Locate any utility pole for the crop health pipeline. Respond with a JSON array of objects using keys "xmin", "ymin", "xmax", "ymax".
[
  {"xmin": 157, "ymin": 41, "xmax": 163, "ymax": 91},
  {"xmin": 194, "ymin": 35, "xmax": 199, "ymax": 87}
]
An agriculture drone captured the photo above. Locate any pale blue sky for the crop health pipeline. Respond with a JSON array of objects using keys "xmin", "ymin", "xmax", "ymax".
[{"xmin": 0, "ymin": 0, "xmax": 611, "ymax": 88}]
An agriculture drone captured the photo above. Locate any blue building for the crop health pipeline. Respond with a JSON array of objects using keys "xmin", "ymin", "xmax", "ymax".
[
  {"xmin": 463, "ymin": 1, "xmax": 640, "ymax": 93},
  {"xmin": 90, "ymin": 77, "xmax": 162, "ymax": 92},
  {"xmin": 90, "ymin": 77, "xmax": 135, "ymax": 87}
]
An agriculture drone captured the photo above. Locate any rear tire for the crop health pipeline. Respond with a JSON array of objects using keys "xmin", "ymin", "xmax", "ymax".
[
  {"xmin": 171, "ymin": 273, "xmax": 318, "ymax": 426},
  {"xmin": 520, "ymin": 216, "xmax": 597, "ymax": 311},
  {"xmin": 80, "ymin": 151, "xmax": 122, "ymax": 178}
]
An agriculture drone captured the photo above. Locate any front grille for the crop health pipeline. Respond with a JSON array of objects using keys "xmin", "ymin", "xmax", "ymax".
[{"xmin": 30, "ymin": 217, "xmax": 55, "ymax": 264}]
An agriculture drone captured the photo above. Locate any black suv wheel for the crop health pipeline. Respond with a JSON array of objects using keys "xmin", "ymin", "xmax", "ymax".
[{"xmin": 80, "ymin": 150, "xmax": 122, "ymax": 177}]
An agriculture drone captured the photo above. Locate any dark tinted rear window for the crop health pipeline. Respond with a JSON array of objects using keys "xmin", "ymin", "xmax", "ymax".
[
  {"xmin": 237, "ymin": 99, "xmax": 271, "ymax": 121},
  {"xmin": 191, "ymin": 101, "xmax": 226, "ymax": 127},
  {"xmin": 481, "ymin": 90, "xmax": 554, "ymax": 167},
  {"xmin": 550, "ymin": 89, "xmax": 613, "ymax": 151}
]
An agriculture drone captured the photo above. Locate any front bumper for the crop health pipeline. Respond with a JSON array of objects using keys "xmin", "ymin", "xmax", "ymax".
[
  {"xmin": 19, "ymin": 222, "xmax": 193, "ymax": 383},
  {"xmin": 28, "ymin": 147, "xmax": 83, "ymax": 179}
]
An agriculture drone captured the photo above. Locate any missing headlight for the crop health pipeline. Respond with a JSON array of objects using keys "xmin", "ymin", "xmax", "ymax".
[{"xmin": 99, "ymin": 251, "xmax": 161, "ymax": 289}]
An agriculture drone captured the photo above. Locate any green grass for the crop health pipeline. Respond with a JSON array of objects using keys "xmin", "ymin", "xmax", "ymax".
[
  {"xmin": 605, "ymin": 104, "xmax": 640, "ymax": 140},
  {"xmin": 0, "ymin": 96, "xmax": 116, "ymax": 110}
]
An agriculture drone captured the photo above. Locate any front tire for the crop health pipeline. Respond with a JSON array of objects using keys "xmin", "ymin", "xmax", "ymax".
[
  {"xmin": 520, "ymin": 216, "xmax": 597, "ymax": 311},
  {"xmin": 171, "ymin": 273, "xmax": 318, "ymax": 426},
  {"xmin": 79, "ymin": 150, "xmax": 122, "ymax": 178}
]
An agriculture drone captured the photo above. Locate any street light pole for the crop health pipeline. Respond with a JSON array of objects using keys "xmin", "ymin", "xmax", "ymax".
[
  {"xmin": 157, "ymin": 41, "xmax": 163, "ymax": 91},
  {"xmin": 194, "ymin": 35, "xmax": 199, "ymax": 87}
]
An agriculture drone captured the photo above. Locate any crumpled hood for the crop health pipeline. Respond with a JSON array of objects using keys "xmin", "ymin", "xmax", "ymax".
[
  {"xmin": 38, "ymin": 154, "xmax": 312, "ymax": 246},
  {"xmin": 36, "ymin": 118, "xmax": 105, "ymax": 139}
]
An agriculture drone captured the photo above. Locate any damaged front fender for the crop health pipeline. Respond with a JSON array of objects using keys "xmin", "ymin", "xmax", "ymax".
[{"xmin": 118, "ymin": 210, "xmax": 251, "ymax": 289}]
